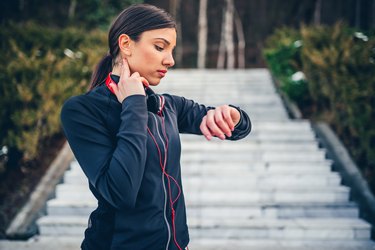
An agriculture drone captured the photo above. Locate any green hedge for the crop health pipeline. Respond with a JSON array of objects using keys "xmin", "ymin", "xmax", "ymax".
[
  {"xmin": 0, "ymin": 22, "xmax": 107, "ymax": 173},
  {"xmin": 263, "ymin": 27, "xmax": 310, "ymax": 107},
  {"xmin": 263, "ymin": 23, "xmax": 375, "ymax": 191}
]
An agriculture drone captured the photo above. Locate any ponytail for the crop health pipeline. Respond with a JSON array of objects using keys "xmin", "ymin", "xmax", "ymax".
[{"xmin": 88, "ymin": 54, "xmax": 113, "ymax": 91}]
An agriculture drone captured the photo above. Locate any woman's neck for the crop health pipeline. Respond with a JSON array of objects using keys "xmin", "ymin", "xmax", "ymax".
[
  {"xmin": 111, "ymin": 56, "xmax": 123, "ymax": 76},
  {"xmin": 112, "ymin": 65, "xmax": 121, "ymax": 76}
]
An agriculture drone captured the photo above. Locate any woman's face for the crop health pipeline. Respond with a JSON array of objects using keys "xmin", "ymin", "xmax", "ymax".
[{"xmin": 127, "ymin": 28, "xmax": 176, "ymax": 86}]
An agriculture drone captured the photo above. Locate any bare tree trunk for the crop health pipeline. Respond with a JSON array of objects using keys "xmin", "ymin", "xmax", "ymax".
[
  {"xmin": 170, "ymin": 0, "xmax": 177, "ymax": 16},
  {"xmin": 19, "ymin": 0, "xmax": 25, "ymax": 11},
  {"xmin": 217, "ymin": 8, "xmax": 226, "ymax": 69},
  {"xmin": 197, "ymin": 0, "xmax": 208, "ymax": 68},
  {"xmin": 234, "ymin": 7, "xmax": 245, "ymax": 68},
  {"xmin": 225, "ymin": 0, "xmax": 235, "ymax": 69},
  {"xmin": 68, "ymin": 0, "xmax": 77, "ymax": 20},
  {"xmin": 170, "ymin": 0, "xmax": 183, "ymax": 66},
  {"xmin": 175, "ymin": 0, "xmax": 183, "ymax": 66},
  {"xmin": 355, "ymin": 0, "xmax": 361, "ymax": 28},
  {"xmin": 313, "ymin": 0, "xmax": 321, "ymax": 25}
]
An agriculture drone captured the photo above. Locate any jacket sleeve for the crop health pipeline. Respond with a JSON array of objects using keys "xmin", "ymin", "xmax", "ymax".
[
  {"xmin": 168, "ymin": 95, "xmax": 251, "ymax": 140},
  {"xmin": 60, "ymin": 94, "xmax": 148, "ymax": 209}
]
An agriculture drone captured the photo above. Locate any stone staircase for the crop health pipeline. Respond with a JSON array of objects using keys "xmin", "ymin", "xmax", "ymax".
[{"xmin": 1, "ymin": 69, "xmax": 374, "ymax": 250}]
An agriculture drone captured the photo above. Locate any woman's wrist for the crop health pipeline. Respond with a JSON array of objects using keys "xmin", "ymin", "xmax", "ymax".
[{"xmin": 229, "ymin": 104, "xmax": 243, "ymax": 128}]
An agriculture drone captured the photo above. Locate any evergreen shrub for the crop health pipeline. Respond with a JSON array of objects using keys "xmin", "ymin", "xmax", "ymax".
[
  {"xmin": 300, "ymin": 23, "xmax": 375, "ymax": 183},
  {"xmin": 0, "ymin": 22, "xmax": 106, "ymax": 173},
  {"xmin": 263, "ymin": 27, "xmax": 310, "ymax": 107},
  {"xmin": 264, "ymin": 22, "xmax": 375, "ymax": 191}
]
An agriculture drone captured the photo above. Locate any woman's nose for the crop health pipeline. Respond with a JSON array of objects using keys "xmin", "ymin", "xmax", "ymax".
[{"xmin": 163, "ymin": 53, "xmax": 175, "ymax": 67}]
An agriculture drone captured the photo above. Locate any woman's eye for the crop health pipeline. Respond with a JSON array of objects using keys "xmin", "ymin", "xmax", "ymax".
[{"xmin": 154, "ymin": 45, "xmax": 164, "ymax": 51}]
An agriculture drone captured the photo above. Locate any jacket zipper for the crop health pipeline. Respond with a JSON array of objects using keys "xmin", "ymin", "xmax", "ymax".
[{"xmin": 150, "ymin": 113, "xmax": 171, "ymax": 250}]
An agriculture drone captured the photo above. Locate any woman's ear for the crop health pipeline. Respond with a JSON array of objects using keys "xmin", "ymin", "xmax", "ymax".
[{"xmin": 118, "ymin": 34, "xmax": 132, "ymax": 57}]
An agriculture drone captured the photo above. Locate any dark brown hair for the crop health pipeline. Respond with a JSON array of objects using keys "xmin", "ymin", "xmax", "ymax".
[{"xmin": 89, "ymin": 4, "xmax": 176, "ymax": 91}]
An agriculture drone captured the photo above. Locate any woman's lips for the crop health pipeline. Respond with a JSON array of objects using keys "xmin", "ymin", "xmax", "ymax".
[{"xmin": 157, "ymin": 70, "xmax": 167, "ymax": 77}]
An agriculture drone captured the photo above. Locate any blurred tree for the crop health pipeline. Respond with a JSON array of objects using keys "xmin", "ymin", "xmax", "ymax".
[
  {"xmin": 197, "ymin": 0, "xmax": 208, "ymax": 68},
  {"xmin": 0, "ymin": 0, "xmax": 143, "ymax": 29},
  {"xmin": 2, "ymin": 0, "xmax": 375, "ymax": 67},
  {"xmin": 313, "ymin": 0, "xmax": 322, "ymax": 25},
  {"xmin": 68, "ymin": 0, "xmax": 78, "ymax": 20},
  {"xmin": 224, "ymin": 0, "xmax": 235, "ymax": 69},
  {"xmin": 234, "ymin": 7, "xmax": 245, "ymax": 68},
  {"xmin": 217, "ymin": 0, "xmax": 235, "ymax": 69},
  {"xmin": 169, "ymin": 0, "xmax": 183, "ymax": 66}
]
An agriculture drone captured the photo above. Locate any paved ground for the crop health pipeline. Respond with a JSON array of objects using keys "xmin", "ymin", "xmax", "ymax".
[{"xmin": 1, "ymin": 69, "xmax": 374, "ymax": 249}]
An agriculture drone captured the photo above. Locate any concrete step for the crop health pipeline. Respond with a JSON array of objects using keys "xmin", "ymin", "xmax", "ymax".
[
  {"xmin": 180, "ymin": 142, "xmax": 321, "ymax": 152},
  {"xmin": 2, "ymin": 236, "xmax": 374, "ymax": 250},
  {"xmin": 63, "ymin": 174, "xmax": 342, "ymax": 188},
  {"xmin": 69, "ymin": 160, "xmax": 334, "ymax": 172},
  {"xmin": 183, "ymin": 170, "xmax": 335, "ymax": 177},
  {"xmin": 69, "ymin": 159, "xmax": 334, "ymax": 178},
  {"xmin": 0, "ymin": 237, "xmax": 84, "ymax": 250},
  {"xmin": 63, "ymin": 172, "xmax": 342, "ymax": 187},
  {"xmin": 65, "ymin": 170, "xmax": 341, "ymax": 188},
  {"xmin": 188, "ymin": 238, "xmax": 375, "ymax": 250},
  {"xmin": 37, "ymin": 216, "xmax": 371, "ymax": 240},
  {"xmin": 182, "ymin": 165, "xmax": 333, "ymax": 175},
  {"xmin": 188, "ymin": 218, "xmax": 371, "ymax": 240},
  {"xmin": 47, "ymin": 198, "xmax": 355, "ymax": 218},
  {"xmin": 181, "ymin": 147, "xmax": 324, "ymax": 155},
  {"xmin": 185, "ymin": 191, "xmax": 349, "ymax": 204},
  {"xmin": 180, "ymin": 151, "xmax": 327, "ymax": 162},
  {"xmin": 185, "ymin": 204, "xmax": 359, "ymax": 219},
  {"xmin": 66, "ymin": 160, "xmax": 334, "ymax": 176},
  {"xmin": 46, "ymin": 200, "xmax": 359, "ymax": 218},
  {"xmin": 64, "ymin": 164, "xmax": 334, "ymax": 182},
  {"xmin": 53, "ymin": 185, "xmax": 349, "ymax": 203},
  {"xmin": 181, "ymin": 120, "xmax": 312, "ymax": 130},
  {"xmin": 47, "ymin": 196, "xmax": 358, "ymax": 218},
  {"xmin": 37, "ymin": 216, "xmax": 87, "ymax": 236},
  {"xmin": 46, "ymin": 198, "xmax": 358, "ymax": 216},
  {"xmin": 184, "ymin": 174, "xmax": 341, "ymax": 187},
  {"xmin": 69, "ymin": 150, "xmax": 327, "ymax": 165},
  {"xmin": 56, "ymin": 179, "xmax": 349, "ymax": 193},
  {"xmin": 50, "ymin": 192, "xmax": 349, "ymax": 206},
  {"xmin": 68, "ymin": 159, "xmax": 334, "ymax": 172},
  {"xmin": 180, "ymin": 134, "xmax": 319, "ymax": 143}
]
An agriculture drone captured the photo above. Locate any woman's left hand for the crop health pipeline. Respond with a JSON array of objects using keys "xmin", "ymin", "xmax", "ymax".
[{"xmin": 200, "ymin": 105, "xmax": 241, "ymax": 141}]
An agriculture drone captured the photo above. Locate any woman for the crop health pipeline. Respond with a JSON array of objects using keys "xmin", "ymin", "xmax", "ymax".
[{"xmin": 60, "ymin": 4, "xmax": 251, "ymax": 250}]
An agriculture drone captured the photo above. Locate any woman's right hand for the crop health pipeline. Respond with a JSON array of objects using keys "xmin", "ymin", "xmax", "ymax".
[{"xmin": 109, "ymin": 58, "xmax": 149, "ymax": 103}]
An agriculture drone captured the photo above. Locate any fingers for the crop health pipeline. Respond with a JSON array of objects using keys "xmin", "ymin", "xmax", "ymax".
[
  {"xmin": 121, "ymin": 58, "xmax": 131, "ymax": 78},
  {"xmin": 140, "ymin": 77, "xmax": 149, "ymax": 88},
  {"xmin": 208, "ymin": 111, "xmax": 226, "ymax": 140},
  {"xmin": 113, "ymin": 59, "xmax": 147, "ymax": 102},
  {"xmin": 215, "ymin": 107, "xmax": 233, "ymax": 137},
  {"xmin": 201, "ymin": 110, "xmax": 226, "ymax": 140},
  {"xmin": 128, "ymin": 72, "xmax": 149, "ymax": 87},
  {"xmin": 200, "ymin": 116, "xmax": 213, "ymax": 140},
  {"xmin": 222, "ymin": 105, "xmax": 235, "ymax": 131},
  {"xmin": 131, "ymin": 71, "xmax": 140, "ymax": 77},
  {"xmin": 199, "ymin": 106, "xmax": 236, "ymax": 141},
  {"xmin": 109, "ymin": 83, "xmax": 124, "ymax": 103}
]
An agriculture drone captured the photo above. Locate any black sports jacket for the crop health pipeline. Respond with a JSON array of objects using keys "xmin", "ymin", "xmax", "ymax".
[{"xmin": 60, "ymin": 82, "xmax": 251, "ymax": 250}]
